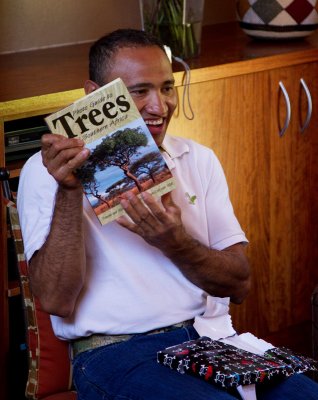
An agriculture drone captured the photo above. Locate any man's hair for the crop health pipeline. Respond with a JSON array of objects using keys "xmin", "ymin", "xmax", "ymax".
[{"xmin": 89, "ymin": 29, "xmax": 166, "ymax": 86}]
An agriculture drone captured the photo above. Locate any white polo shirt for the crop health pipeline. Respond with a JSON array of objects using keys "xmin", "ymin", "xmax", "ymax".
[{"xmin": 17, "ymin": 134, "xmax": 247, "ymax": 340}]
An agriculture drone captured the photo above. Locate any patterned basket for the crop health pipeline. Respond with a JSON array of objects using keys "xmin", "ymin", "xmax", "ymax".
[{"xmin": 236, "ymin": 0, "xmax": 318, "ymax": 39}]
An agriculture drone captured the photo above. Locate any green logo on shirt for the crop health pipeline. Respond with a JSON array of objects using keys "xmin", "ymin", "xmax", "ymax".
[{"xmin": 185, "ymin": 192, "xmax": 197, "ymax": 205}]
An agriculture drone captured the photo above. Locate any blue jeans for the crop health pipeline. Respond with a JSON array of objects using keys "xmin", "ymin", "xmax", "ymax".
[{"xmin": 72, "ymin": 326, "xmax": 318, "ymax": 400}]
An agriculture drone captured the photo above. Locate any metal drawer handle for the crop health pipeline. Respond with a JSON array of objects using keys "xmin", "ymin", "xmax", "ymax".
[
  {"xmin": 300, "ymin": 78, "xmax": 312, "ymax": 134},
  {"xmin": 279, "ymin": 81, "xmax": 291, "ymax": 137}
]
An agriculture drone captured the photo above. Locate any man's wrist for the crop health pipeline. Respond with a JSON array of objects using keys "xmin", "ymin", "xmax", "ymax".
[
  {"xmin": 58, "ymin": 180, "xmax": 83, "ymax": 192},
  {"xmin": 165, "ymin": 233, "xmax": 205, "ymax": 264}
]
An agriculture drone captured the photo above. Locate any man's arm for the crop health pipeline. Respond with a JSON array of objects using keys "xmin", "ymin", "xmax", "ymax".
[
  {"xmin": 117, "ymin": 191, "xmax": 251, "ymax": 304},
  {"xmin": 28, "ymin": 134, "xmax": 90, "ymax": 317}
]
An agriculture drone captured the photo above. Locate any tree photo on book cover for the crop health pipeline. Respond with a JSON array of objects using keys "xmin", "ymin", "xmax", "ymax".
[{"xmin": 76, "ymin": 120, "xmax": 171, "ymax": 216}]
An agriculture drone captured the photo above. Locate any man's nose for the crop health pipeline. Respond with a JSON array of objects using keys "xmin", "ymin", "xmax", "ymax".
[{"xmin": 146, "ymin": 91, "xmax": 168, "ymax": 115}]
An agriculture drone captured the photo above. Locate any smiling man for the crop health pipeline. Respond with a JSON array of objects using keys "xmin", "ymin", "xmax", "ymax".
[
  {"xmin": 85, "ymin": 41, "xmax": 177, "ymax": 147},
  {"xmin": 17, "ymin": 29, "xmax": 318, "ymax": 400}
]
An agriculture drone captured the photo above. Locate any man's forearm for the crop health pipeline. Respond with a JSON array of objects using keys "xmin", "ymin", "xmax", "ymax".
[
  {"xmin": 29, "ymin": 185, "xmax": 86, "ymax": 317},
  {"xmin": 163, "ymin": 234, "xmax": 251, "ymax": 304},
  {"xmin": 117, "ymin": 192, "xmax": 251, "ymax": 303}
]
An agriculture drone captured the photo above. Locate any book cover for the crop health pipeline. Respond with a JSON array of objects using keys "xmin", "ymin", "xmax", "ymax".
[
  {"xmin": 157, "ymin": 336, "xmax": 317, "ymax": 389},
  {"xmin": 45, "ymin": 78, "xmax": 176, "ymax": 225}
]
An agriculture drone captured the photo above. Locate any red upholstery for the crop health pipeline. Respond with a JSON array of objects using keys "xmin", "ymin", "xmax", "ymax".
[
  {"xmin": 6, "ymin": 196, "xmax": 76, "ymax": 399},
  {"xmin": 44, "ymin": 392, "xmax": 77, "ymax": 400}
]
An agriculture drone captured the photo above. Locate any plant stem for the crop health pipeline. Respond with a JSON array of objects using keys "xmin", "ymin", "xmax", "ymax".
[{"xmin": 142, "ymin": 0, "xmax": 199, "ymax": 59}]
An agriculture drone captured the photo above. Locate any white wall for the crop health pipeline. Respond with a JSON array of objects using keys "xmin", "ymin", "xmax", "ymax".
[{"xmin": 0, "ymin": 0, "xmax": 236, "ymax": 54}]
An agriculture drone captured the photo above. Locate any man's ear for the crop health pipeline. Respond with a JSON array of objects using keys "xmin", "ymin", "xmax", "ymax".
[{"xmin": 84, "ymin": 80, "xmax": 100, "ymax": 95}]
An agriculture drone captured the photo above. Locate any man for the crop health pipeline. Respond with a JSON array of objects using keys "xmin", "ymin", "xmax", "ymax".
[{"xmin": 17, "ymin": 29, "xmax": 318, "ymax": 399}]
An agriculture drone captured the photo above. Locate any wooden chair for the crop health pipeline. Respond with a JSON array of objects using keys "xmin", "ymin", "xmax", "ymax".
[{"xmin": 1, "ymin": 168, "xmax": 76, "ymax": 399}]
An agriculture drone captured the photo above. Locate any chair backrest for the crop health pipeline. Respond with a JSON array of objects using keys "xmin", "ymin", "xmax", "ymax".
[{"xmin": 4, "ymin": 189, "xmax": 76, "ymax": 399}]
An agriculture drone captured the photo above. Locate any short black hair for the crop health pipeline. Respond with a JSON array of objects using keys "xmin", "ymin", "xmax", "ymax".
[{"xmin": 89, "ymin": 29, "xmax": 166, "ymax": 86}]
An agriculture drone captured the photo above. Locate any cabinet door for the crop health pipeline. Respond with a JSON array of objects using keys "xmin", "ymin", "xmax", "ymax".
[
  {"xmin": 268, "ymin": 62, "xmax": 318, "ymax": 331},
  {"xmin": 169, "ymin": 70, "xmax": 272, "ymax": 337},
  {"xmin": 169, "ymin": 63, "xmax": 318, "ymax": 340}
]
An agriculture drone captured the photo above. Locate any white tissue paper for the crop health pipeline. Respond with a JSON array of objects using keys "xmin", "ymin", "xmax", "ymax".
[{"xmin": 193, "ymin": 296, "xmax": 236, "ymax": 340}]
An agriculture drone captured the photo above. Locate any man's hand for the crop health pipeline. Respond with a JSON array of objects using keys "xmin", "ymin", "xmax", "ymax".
[
  {"xmin": 41, "ymin": 133, "xmax": 90, "ymax": 189},
  {"xmin": 117, "ymin": 191, "xmax": 188, "ymax": 251},
  {"xmin": 117, "ymin": 191, "xmax": 251, "ymax": 303}
]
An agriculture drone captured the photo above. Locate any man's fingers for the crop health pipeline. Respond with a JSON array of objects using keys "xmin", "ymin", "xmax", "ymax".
[
  {"xmin": 42, "ymin": 134, "xmax": 85, "ymax": 160},
  {"xmin": 41, "ymin": 134, "xmax": 89, "ymax": 168},
  {"xmin": 50, "ymin": 149, "xmax": 90, "ymax": 181},
  {"xmin": 41, "ymin": 133, "xmax": 90, "ymax": 187},
  {"xmin": 120, "ymin": 192, "xmax": 177, "ymax": 226},
  {"xmin": 120, "ymin": 195, "xmax": 154, "ymax": 226},
  {"xmin": 116, "ymin": 215, "xmax": 145, "ymax": 236},
  {"xmin": 41, "ymin": 133, "xmax": 84, "ymax": 147},
  {"xmin": 161, "ymin": 192, "xmax": 175, "ymax": 208},
  {"xmin": 67, "ymin": 148, "xmax": 91, "ymax": 168},
  {"xmin": 142, "ymin": 191, "xmax": 179, "ymax": 223}
]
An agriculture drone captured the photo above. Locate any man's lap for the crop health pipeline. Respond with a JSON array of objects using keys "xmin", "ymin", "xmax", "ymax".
[{"xmin": 72, "ymin": 327, "xmax": 318, "ymax": 400}]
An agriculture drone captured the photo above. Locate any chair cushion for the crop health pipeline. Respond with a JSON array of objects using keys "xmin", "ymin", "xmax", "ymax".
[
  {"xmin": 44, "ymin": 391, "xmax": 77, "ymax": 400},
  {"xmin": 6, "ymin": 197, "xmax": 75, "ymax": 399}
]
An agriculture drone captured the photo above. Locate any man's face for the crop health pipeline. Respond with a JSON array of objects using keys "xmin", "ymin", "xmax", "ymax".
[{"xmin": 105, "ymin": 46, "xmax": 178, "ymax": 147}]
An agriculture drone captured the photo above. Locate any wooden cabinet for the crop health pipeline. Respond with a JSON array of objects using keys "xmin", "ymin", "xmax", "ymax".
[
  {"xmin": 267, "ymin": 63, "xmax": 318, "ymax": 332},
  {"xmin": 169, "ymin": 57, "xmax": 318, "ymax": 341},
  {"xmin": 1, "ymin": 21, "xmax": 318, "ymax": 397}
]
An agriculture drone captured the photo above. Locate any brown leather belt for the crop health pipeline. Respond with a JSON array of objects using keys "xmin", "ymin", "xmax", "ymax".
[{"xmin": 72, "ymin": 319, "xmax": 194, "ymax": 357}]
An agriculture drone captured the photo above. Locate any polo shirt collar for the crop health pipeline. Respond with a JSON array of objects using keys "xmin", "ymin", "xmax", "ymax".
[{"xmin": 160, "ymin": 134, "xmax": 189, "ymax": 170}]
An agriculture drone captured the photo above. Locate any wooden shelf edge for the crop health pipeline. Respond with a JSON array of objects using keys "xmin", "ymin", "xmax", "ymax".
[{"xmin": 0, "ymin": 88, "xmax": 85, "ymax": 121}]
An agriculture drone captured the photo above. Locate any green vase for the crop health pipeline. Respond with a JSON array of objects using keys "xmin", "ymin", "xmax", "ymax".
[{"xmin": 140, "ymin": 0, "xmax": 205, "ymax": 59}]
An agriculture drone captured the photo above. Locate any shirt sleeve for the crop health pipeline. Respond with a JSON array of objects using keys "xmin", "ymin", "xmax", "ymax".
[
  {"xmin": 204, "ymin": 147, "xmax": 248, "ymax": 250},
  {"xmin": 17, "ymin": 152, "xmax": 58, "ymax": 262}
]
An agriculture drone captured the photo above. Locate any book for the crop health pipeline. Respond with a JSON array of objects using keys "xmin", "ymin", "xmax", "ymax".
[
  {"xmin": 157, "ymin": 336, "xmax": 317, "ymax": 389},
  {"xmin": 45, "ymin": 78, "xmax": 176, "ymax": 225}
]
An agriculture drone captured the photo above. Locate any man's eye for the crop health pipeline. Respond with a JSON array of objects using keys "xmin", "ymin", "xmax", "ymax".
[
  {"xmin": 163, "ymin": 86, "xmax": 174, "ymax": 94},
  {"xmin": 130, "ymin": 89, "xmax": 147, "ymax": 96}
]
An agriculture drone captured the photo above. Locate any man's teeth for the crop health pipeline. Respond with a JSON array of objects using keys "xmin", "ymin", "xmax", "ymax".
[{"xmin": 146, "ymin": 119, "xmax": 163, "ymax": 126}]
